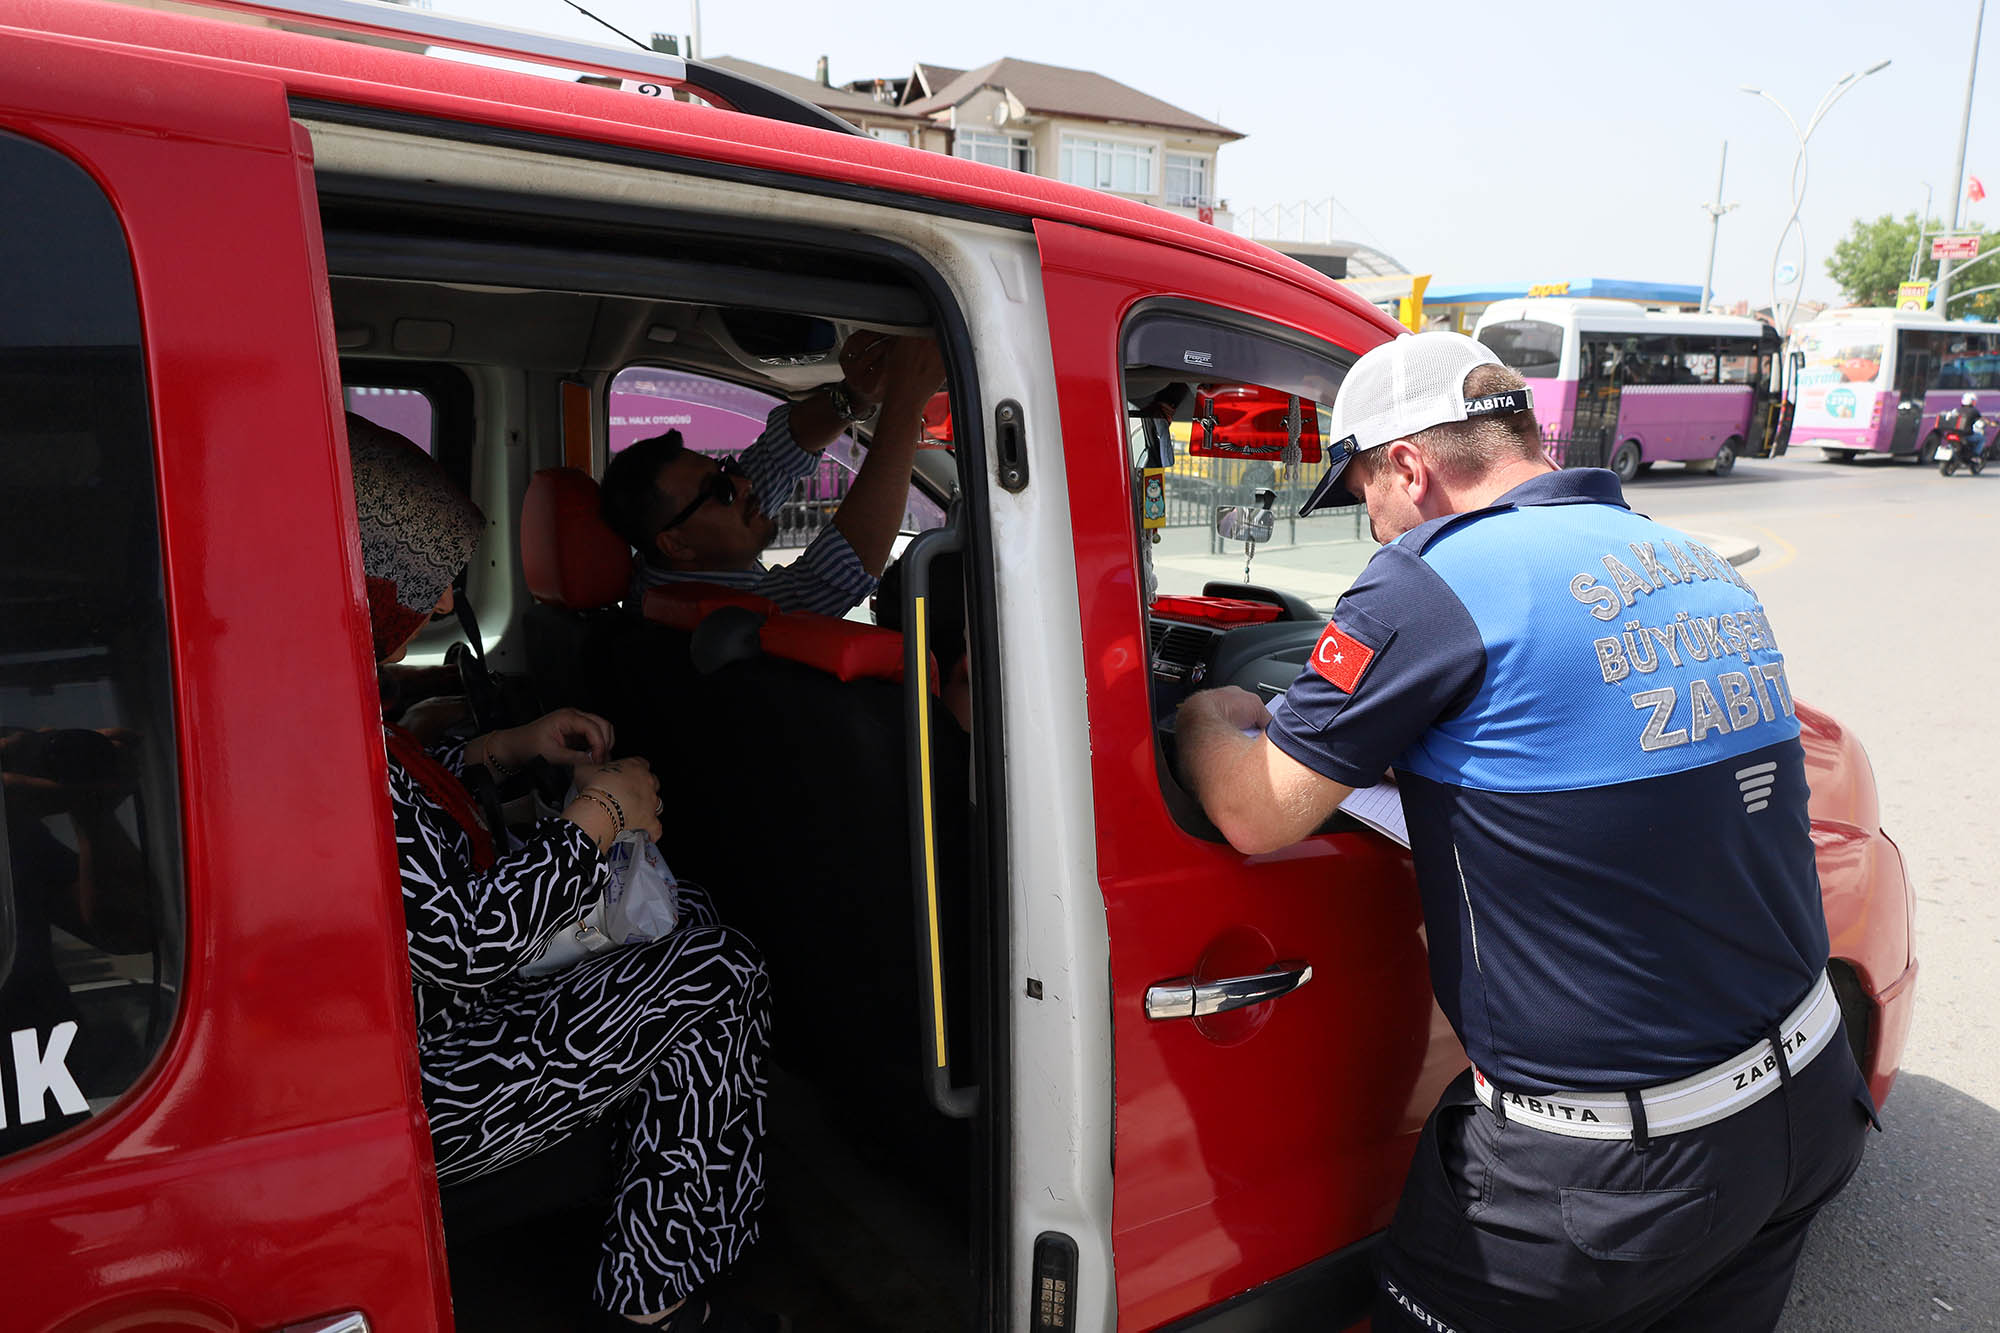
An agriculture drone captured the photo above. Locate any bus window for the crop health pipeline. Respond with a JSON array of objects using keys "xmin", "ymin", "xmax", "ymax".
[
  {"xmin": 1477, "ymin": 319, "xmax": 1562, "ymax": 378},
  {"xmin": 344, "ymin": 385, "xmax": 435, "ymax": 453},
  {"xmin": 1680, "ymin": 341, "xmax": 1720, "ymax": 385}
]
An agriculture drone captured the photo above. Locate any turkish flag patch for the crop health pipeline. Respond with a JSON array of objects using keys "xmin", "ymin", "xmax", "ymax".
[{"xmin": 1309, "ymin": 618, "xmax": 1376, "ymax": 693}]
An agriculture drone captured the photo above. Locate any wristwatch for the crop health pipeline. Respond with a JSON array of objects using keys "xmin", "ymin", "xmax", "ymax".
[{"xmin": 823, "ymin": 379, "xmax": 874, "ymax": 424}]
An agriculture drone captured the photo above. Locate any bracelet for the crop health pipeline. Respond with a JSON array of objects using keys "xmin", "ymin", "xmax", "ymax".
[
  {"xmin": 480, "ymin": 737, "xmax": 519, "ymax": 778},
  {"xmin": 582, "ymin": 786, "xmax": 627, "ymax": 837},
  {"xmin": 573, "ymin": 789, "xmax": 622, "ymax": 841}
]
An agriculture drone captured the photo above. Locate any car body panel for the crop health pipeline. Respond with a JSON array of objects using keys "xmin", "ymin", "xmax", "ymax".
[{"xmin": 0, "ymin": 26, "xmax": 448, "ymax": 1333}]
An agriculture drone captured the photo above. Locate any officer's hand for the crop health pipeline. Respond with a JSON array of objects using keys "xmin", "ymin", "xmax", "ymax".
[{"xmin": 1200, "ymin": 685, "xmax": 1272, "ymax": 735}]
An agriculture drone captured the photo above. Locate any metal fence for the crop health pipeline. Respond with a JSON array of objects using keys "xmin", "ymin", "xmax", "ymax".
[
  {"xmin": 1544, "ymin": 425, "xmax": 1612, "ymax": 470},
  {"xmin": 759, "ymin": 423, "xmax": 1606, "ymax": 557}
]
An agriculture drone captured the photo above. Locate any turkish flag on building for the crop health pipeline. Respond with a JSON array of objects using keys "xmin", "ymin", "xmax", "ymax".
[
  {"xmin": 1971, "ymin": 175, "xmax": 1987, "ymax": 203},
  {"xmin": 1308, "ymin": 618, "xmax": 1377, "ymax": 692}
]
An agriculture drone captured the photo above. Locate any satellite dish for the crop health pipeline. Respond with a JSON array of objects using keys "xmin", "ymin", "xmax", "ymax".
[{"xmin": 992, "ymin": 101, "xmax": 1011, "ymax": 127}]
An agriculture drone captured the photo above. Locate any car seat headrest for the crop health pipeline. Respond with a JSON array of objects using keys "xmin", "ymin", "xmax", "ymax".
[{"xmin": 521, "ymin": 468, "xmax": 633, "ymax": 610}]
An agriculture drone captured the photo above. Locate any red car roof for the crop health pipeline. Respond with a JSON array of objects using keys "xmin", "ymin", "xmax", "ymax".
[{"xmin": 7, "ymin": 0, "xmax": 1399, "ymax": 336}]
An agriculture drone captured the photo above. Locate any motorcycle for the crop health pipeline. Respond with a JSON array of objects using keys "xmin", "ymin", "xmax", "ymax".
[{"xmin": 1939, "ymin": 425, "xmax": 1985, "ymax": 477}]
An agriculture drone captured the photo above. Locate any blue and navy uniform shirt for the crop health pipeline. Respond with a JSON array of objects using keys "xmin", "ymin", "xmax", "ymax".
[{"xmin": 1266, "ymin": 469, "xmax": 1828, "ymax": 1095}]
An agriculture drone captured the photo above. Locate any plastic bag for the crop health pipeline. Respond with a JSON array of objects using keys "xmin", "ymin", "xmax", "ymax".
[{"xmin": 520, "ymin": 830, "xmax": 681, "ymax": 979}]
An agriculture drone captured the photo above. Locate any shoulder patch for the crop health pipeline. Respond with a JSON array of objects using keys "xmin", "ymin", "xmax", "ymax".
[{"xmin": 1309, "ymin": 618, "xmax": 1377, "ymax": 692}]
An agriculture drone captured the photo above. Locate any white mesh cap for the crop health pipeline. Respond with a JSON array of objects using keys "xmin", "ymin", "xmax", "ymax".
[{"xmin": 1298, "ymin": 331, "xmax": 1534, "ymax": 514}]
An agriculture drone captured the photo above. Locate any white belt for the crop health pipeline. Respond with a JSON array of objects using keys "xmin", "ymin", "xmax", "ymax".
[{"xmin": 1471, "ymin": 970, "xmax": 1839, "ymax": 1142}]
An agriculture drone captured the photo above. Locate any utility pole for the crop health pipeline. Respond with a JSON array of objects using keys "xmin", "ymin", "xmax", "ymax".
[
  {"xmin": 1936, "ymin": 0, "xmax": 1986, "ymax": 312},
  {"xmin": 1911, "ymin": 181, "xmax": 1935, "ymax": 279},
  {"xmin": 688, "ymin": 0, "xmax": 702, "ymax": 59},
  {"xmin": 1699, "ymin": 142, "xmax": 1739, "ymax": 311}
]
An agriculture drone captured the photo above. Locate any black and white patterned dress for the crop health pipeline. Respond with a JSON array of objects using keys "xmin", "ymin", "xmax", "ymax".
[{"xmin": 386, "ymin": 734, "xmax": 770, "ymax": 1315}]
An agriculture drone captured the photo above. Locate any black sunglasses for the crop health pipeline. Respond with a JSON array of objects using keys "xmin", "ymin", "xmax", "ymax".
[{"xmin": 659, "ymin": 456, "xmax": 745, "ymax": 533}]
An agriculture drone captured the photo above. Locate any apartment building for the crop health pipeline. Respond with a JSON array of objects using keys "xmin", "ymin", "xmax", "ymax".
[{"xmin": 708, "ymin": 54, "xmax": 1243, "ymax": 229}]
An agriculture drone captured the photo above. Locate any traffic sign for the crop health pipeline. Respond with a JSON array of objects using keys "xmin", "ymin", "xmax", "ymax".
[{"xmin": 1932, "ymin": 235, "xmax": 1981, "ymax": 261}]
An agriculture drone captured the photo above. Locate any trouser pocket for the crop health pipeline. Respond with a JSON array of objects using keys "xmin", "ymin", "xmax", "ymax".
[{"xmin": 1560, "ymin": 1185, "xmax": 1717, "ymax": 1262}]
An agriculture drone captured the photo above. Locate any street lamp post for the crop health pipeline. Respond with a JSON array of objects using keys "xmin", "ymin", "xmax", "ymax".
[
  {"xmin": 1935, "ymin": 0, "xmax": 1986, "ymax": 312},
  {"xmin": 1741, "ymin": 59, "xmax": 1892, "ymax": 334},
  {"xmin": 1699, "ymin": 142, "xmax": 1739, "ymax": 312}
]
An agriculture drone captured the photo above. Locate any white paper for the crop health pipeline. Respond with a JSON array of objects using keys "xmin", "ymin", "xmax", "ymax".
[{"xmin": 1337, "ymin": 780, "xmax": 1411, "ymax": 848}]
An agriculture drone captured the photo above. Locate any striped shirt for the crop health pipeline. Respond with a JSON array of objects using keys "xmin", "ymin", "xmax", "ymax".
[{"xmin": 630, "ymin": 402, "xmax": 878, "ymax": 618}]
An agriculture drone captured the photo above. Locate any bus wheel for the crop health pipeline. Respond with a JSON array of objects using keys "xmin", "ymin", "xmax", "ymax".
[
  {"xmin": 1821, "ymin": 448, "xmax": 1856, "ymax": 463},
  {"xmin": 1712, "ymin": 438, "xmax": 1740, "ymax": 476},
  {"xmin": 1922, "ymin": 431, "xmax": 1944, "ymax": 464},
  {"xmin": 1610, "ymin": 440, "xmax": 1642, "ymax": 483}
]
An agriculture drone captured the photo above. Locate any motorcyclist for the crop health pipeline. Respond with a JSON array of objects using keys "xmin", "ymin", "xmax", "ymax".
[{"xmin": 1945, "ymin": 391, "xmax": 1983, "ymax": 461}]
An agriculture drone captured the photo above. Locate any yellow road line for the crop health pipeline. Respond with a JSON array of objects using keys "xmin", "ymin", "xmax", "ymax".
[{"xmin": 1754, "ymin": 526, "xmax": 1799, "ymax": 574}]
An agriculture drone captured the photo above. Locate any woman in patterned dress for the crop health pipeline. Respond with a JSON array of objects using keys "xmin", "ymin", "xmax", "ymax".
[{"xmin": 349, "ymin": 415, "xmax": 772, "ymax": 1330}]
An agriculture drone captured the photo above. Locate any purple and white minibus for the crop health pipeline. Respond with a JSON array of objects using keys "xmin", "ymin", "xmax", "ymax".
[
  {"xmin": 1474, "ymin": 299, "xmax": 1792, "ymax": 481},
  {"xmin": 1787, "ymin": 308, "xmax": 2000, "ymax": 463}
]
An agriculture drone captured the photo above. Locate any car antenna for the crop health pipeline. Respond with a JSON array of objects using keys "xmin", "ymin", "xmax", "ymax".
[{"xmin": 555, "ymin": 0, "xmax": 648, "ymax": 51}]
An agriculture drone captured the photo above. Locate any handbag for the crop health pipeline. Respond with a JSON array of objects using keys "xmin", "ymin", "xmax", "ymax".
[{"xmin": 520, "ymin": 830, "xmax": 681, "ymax": 979}]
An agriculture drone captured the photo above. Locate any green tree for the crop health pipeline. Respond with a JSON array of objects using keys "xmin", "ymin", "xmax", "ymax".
[{"xmin": 1826, "ymin": 211, "xmax": 1998, "ymax": 318}]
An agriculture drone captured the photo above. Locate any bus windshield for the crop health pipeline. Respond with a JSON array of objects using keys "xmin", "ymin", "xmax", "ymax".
[{"xmin": 1477, "ymin": 319, "xmax": 1563, "ymax": 378}]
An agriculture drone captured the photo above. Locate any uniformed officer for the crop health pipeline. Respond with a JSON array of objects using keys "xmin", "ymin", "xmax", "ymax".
[{"xmin": 1177, "ymin": 332, "xmax": 1878, "ymax": 1333}]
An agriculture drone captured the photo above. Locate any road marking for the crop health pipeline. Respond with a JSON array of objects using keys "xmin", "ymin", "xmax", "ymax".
[{"xmin": 1753, "ymin": 526, "xmax": 1798, "ymax": 574}]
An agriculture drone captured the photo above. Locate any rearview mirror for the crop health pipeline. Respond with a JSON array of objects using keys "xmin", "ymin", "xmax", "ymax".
[
  {"xmin": 1216, "ymin": 487, "xmax": 1277, "ymax": 545},
  {"xmin": 1190, "ymin": 385, "xmax": 1323, "ymax": 462}
]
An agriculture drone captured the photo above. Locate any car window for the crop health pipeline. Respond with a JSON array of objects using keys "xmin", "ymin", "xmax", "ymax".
[
  {"xmin": 1120, "ymin": 312, "xmax": 1360, "ymax": 613},
  {"xmin": 607, "ymin": 365, "xmax": 944, "ymax": 550},
  {"xmin": 0, "ymin": 130, "xmax": 185, "ymax": 1159}
]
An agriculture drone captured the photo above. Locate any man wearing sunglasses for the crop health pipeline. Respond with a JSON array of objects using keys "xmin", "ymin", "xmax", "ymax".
[{"xmin": 601, "ymin": 332, "xmax": 945, "ymax": 618}]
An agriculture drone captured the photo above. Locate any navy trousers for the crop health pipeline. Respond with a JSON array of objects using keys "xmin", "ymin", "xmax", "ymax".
[{"xmin": 1375, "ymin": 1028, "xmax": 1877, "ymax": 1333}]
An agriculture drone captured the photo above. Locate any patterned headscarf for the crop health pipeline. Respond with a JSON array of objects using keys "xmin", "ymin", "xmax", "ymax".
[{"xmin": 347, "ymin": 413, "xmax": 485, "ymax": 661}]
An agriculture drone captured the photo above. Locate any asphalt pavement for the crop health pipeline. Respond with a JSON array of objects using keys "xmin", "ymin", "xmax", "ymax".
[{"xmin": 1627, "ymin": 449, "xmax": 2000, "ymax": 1331}]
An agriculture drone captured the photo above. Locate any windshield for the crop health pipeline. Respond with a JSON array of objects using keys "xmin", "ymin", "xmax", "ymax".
[{"xmin": 1477, "ymin": 319, "xmax": 1565, "ymax": 379}]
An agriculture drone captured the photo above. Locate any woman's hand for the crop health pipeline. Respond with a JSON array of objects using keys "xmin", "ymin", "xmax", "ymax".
[
  {"xmin": 484, "ymin": 708, "xmax": 615, "ymax": 772},
  {"xmin": 566, "ymin": 756, "xmax": 663, "ymax": 849}
]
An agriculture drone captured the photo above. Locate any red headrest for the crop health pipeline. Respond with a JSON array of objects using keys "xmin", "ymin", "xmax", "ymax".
[
  {"xmin": 759, "ymin": 612, "xmax": 938, "ymax": 691},
  {"xmin": 521, "ymin": 469, "xmax": 633, "ymax": 610},
  {"xmin": 641, "ymin": 582, "xmax": 782, "ymax": 631}
]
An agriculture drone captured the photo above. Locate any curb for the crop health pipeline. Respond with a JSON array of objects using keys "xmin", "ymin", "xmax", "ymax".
[{"xmin": 1685, "ymin": 531, "xmax": 1760, "ymax": 568}]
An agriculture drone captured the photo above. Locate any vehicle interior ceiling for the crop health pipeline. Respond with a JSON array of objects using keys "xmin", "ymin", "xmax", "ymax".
[{"xmin": 321, "ymin": 197, "xmax": 988, "ymax": 1332}]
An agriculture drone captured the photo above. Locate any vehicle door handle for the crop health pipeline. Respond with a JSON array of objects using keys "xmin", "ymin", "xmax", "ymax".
[
  {"xmin": 270, "ymin": 1315, "xmax": 370, "ymax": 1333},
  {"xmin": 1144, "ymin": 963, "xmax": 1312, "ymax": 1021}
]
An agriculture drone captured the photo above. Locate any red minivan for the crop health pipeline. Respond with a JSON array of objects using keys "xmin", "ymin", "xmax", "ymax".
[{"xmin": 0, "ymin": 3, "xmax": 1917, "ymax": 1329}]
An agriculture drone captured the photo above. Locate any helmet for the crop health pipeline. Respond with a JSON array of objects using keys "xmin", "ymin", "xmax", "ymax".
[{"xmin": 1965, "ymin": 392, "xmax": 1979, "ymax": 405}]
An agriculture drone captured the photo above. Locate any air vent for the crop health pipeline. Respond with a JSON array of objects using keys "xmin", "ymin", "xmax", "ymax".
[{"xmin": 1148, "ymin": 619, "xmax": 1216, "ymax": 680}]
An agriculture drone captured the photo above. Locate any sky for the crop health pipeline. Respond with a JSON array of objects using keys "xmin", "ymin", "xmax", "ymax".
[{"xmin": 424, "ymin": 0, "xmax": 1996, "ymax": 309}]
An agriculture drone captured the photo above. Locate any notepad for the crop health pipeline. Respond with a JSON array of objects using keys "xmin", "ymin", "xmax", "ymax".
[{"xmin": 1337, "ymin": 780, "xmax": 1410, "ymax": 848}]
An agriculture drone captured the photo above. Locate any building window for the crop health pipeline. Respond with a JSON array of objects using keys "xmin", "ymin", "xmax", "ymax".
[
  {"xmin": 953, "ymin": 129, "xmax": 1033, "ymax": 173},
  {"xmin": 1060, "ymin": 134, "xmax": 1157, "ymax": 195},
  {"xmin": 1163, "ymin": 152, "xmax": 1211, "ymax": 206},
  {"xmin": 0, "ymin": 129, "xmax": 186, "ymax": 1160},
  {"xmin": 868, "ymin": 126, "xmax": 911, "ymax": 146}
]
